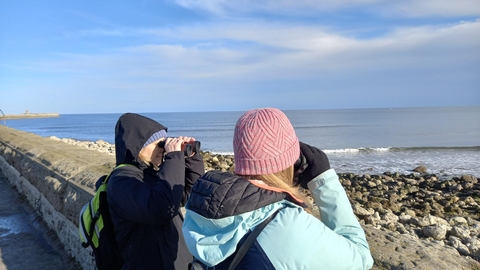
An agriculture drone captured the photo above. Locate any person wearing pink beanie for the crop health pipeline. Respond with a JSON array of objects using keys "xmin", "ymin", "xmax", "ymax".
[{"xmin": 182, "ymin": 108, "xmax": 374, "ymax": 270}]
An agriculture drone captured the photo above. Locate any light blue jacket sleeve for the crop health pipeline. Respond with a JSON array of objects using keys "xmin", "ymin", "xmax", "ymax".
[{"xmin": 308, "ymin": 168, "xmax": 374, "ymax": 269}]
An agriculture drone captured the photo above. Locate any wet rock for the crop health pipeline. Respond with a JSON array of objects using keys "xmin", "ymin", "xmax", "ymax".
[
  {"xmin": 461, "ymin": 175, "xmax": 478, "ymax": 183},
  {"xmin": 414, "ymin": 166, "xmax": 428, "ymax": 173}
]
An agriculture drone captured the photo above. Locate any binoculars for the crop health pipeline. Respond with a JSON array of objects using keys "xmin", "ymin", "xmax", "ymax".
[
  {"xmin": 293, "ymin": 151, "xmax": 308, "ymax": 182},
  {"xmin": 158, "ymin": 140, "xmax": 201, "ymax": 157}
]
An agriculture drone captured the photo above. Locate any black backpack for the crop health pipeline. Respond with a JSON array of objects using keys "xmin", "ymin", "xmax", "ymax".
[{"xmin": 79, "ymin": 164, "xmax": 129, "ymax": 270}]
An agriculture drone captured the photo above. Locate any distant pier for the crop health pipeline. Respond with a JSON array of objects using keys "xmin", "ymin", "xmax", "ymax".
[{"xmin": 1, "ymin": 113, "xmax": 60, "ymax": 120}]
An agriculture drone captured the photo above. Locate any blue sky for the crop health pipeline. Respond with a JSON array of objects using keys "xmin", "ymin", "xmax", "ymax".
[{"xmin": 1, "ymin": 0, "xmax": 479, "ymax": 114}]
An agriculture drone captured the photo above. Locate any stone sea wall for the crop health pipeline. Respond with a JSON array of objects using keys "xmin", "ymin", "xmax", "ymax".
[
  {"xmin": 0, "ymin": 126, "xmax": 479, "ymax": 269},
  {"xmin": 0, "ymin": 126, "xmax": 115, "ymax": 270}
]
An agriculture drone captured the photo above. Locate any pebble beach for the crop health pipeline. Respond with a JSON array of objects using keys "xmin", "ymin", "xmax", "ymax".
[{"xmin": 50, "ymin": 136, "xmax": 480, "ymax": 265}]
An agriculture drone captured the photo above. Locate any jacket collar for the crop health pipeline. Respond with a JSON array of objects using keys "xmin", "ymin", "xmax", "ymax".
[{"xmin": 186, "ymin": 170, "xmax": 304, "ymax": 219}]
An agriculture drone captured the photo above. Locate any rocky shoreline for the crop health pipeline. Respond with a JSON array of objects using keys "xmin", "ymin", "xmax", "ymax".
[{"xmin": 50, "ymin": 136, "xmax": 480, "ymax": 267}]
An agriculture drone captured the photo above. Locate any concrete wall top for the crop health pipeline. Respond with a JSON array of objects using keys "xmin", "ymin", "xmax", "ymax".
[{"xmin": 0, "ymin": 125, "xmax": 115, "ymax": 226}]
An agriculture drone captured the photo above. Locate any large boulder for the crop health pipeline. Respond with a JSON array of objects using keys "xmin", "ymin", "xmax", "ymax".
[{"xmin": 365, "ymin": 227, "xmax": 480, "ymax": 270}]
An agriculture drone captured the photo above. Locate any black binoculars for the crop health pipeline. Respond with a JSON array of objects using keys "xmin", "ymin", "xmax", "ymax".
[
  {"xmin": 158, "ymin": 140, "xmax": 201, "ymax": 157},
  {"xmin": 293, "ymin": 151, "xmax": 308, "ymax": 182}
]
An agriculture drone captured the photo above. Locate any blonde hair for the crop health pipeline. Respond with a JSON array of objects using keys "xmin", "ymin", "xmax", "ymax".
[
  {"xmin": 243, "ymin": 165, "xmax": 312, "ymax": 214},
  {"xmin": 138, "ymin": 150, "xmax": 160, "ymax": 171}
]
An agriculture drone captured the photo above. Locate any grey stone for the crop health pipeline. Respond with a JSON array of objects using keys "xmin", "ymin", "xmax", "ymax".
[
  {"xmin": 366, "ymin": 227, "xmax": 479, "ymax": 270},
  {"xmin": 423, "ymin": 224, "xmax": 448, "ymax": 240},
  {"xmin": 414, "ymin": 166, "xmax": 428, "ymax": 173}
]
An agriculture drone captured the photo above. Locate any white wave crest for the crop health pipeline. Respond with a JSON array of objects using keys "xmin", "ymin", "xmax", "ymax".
[
  {"xmin": 325, "ymin": 147, "xmax": 392, "ymax": 153},
  {"xmin": 324, "ymin": 148, "xmax": 360, "ymax": 153},
  {"xmin": 367, "ymin": 147, "xmax": 391, "ymax": 152}
]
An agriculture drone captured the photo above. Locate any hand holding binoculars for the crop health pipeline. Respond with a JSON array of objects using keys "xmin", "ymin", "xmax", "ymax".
[{"xmin": 158, "ymin": 139, "xmax": 201, "ymax": 157}]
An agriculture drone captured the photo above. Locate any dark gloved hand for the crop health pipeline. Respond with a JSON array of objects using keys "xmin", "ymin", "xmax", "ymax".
[
  {"xmin": 296, "ymin": 142, "xmax": 331, "ymax": 189},
  {"xmin": 183, "ymin": 146, "xmax": 204, "ymax": 206}
]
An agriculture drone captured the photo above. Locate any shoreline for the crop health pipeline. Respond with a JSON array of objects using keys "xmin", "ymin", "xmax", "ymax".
[
  {"xmin": 48, "ymin": 136, "xmax": 479, "ymax": 177},
  {"xmin": 49, "ymin": 136, "xmax": 480, "ymax": 263}
]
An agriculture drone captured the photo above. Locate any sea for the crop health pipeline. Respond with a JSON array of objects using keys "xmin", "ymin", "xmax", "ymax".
[{"xmin": 3, "ymin": 106, "xmax": 480, "ymax": 179}]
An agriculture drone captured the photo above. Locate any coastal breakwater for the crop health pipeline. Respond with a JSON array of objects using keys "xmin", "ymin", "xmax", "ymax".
[
  {"xmin": 1, "ymin": 125, "xmax": 480, "ymax": 270},
  {"xmin": 0, "ymin": 113, "xmax": 60, "ymax": 120}
]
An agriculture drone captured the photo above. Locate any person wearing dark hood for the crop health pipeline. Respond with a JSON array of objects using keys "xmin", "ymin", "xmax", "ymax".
[{"xmin": 107, "ymin": 112, "xmax": 204, "ymax": 269}]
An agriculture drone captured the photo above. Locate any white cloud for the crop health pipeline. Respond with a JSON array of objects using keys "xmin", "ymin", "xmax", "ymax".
[
  {"xmin": 138, "ymin": 19, "xmax": 480, "ymax": 76},
  {"xmin": 390, "ymin": 0, "xmax": 480, "ymax": 17},
  {"xmin": 139, "ymin": 22, "xmax": 351, "ymax": 51},
  {"xmin": 63, "ymin": 28, "xmax": 127, "ymax": 39},
  {"xmin": 174, "ymin": 0, "xmax": 383, "ymax": 15},
  {"xmin": 22, "ymin": 19, "xmax": 480, "ymax": 81},
  {"xmin": 173, "ymin": 0, "xmax": 480, "ymax": 17}
]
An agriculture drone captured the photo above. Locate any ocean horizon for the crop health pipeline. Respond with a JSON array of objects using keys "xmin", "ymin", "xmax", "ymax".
[{"xmin": 3, "ymin": 106, "xmax": 480, "ymax": 179}]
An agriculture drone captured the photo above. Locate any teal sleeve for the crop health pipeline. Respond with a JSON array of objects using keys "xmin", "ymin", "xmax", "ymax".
[{"xmin": 307, "ymin": 169, "xmax": 374, "ymax": 269}]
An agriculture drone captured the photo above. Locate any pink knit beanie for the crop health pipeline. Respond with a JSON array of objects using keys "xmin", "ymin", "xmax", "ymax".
[{"xmin": 233, "ymin": 108, "xmax": 300, "ymax": 175}]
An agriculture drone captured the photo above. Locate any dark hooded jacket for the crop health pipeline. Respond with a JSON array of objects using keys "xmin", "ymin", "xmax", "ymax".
[{"xmin": 107, "ymin": 113, "xmax": 204, "ymax": 269}]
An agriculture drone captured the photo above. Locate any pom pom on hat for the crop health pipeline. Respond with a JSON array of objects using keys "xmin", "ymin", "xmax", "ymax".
[
  {"xmin": 143, "ymin": 130, "xmax": 167, "ymax": 149},
  {"xmin": 233, "ymin": 108, "xmax": 300, "ymax": 175}
]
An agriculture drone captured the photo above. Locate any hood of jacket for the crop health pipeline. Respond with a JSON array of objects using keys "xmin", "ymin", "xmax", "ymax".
[
  {"xmin": 114, "ymin": 113, "xmax": 167, "ymax": 165},
  {"xmin": 182, "ymin": 170, "xmax": 302, "ymax": 266}
]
